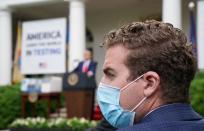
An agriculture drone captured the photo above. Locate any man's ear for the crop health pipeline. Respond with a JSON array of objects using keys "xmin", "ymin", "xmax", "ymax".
[{"xmin": 143, "ymin": 71, "xmax": 160, "ymax": 97}]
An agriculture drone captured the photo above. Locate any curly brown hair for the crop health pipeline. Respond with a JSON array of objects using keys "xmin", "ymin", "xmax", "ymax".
[{"xmin": 102, "ymin": 20, "xmax": 197, "ymax": 103}]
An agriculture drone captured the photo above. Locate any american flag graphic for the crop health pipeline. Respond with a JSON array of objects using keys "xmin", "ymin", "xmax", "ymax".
[{"xmin": 39, "ymin": 62, "xmax": 47, "ymax": 68}]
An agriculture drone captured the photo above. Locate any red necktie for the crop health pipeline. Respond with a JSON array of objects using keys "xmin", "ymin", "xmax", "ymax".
[{"xmin": 82, "ymin": 63, "xmax": 88, "ymax": 73}]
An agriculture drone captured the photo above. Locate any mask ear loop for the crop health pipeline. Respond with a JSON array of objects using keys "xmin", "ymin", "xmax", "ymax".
[
  {"xmin": 130, "ymin": 97, "xmax": 147, "ymax": 112},
  {"xmin": 120, "ymin": 74, "xmax": 144, "ymax": 92},
  {"xmin": 119, "ymin": 74, "xmax": 146, "ymax": 112}
]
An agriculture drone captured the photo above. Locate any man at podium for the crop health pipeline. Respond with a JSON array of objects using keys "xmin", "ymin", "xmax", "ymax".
[
  {"xmin": 63, "ymin": 48, "xmax": 97, "ymax": 120},
  {"xmin": 74, "ymin": 48, "xmax": 97, "ymax": 77}
]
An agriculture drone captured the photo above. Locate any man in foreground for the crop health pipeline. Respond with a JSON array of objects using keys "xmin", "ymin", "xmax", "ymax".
[{"xmin": 96, "ymin": 20, "xmax": 204, "ymax": 131}]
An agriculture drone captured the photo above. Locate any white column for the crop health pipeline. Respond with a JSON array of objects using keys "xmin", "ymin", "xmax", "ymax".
[
  {"xmin": 0, "ymin": 9, "xmax": 12, "ymax": 86},
  {"xmin": 162, "ymin": 0, "xmax": 182, "ymax": 29},
  {"xmin": 197, "ymin": 0, "xmax": 204, "ymax": 70},
  {"xmin": 68, "ymin": 0, "xmax": 86, "ymax": 71}
]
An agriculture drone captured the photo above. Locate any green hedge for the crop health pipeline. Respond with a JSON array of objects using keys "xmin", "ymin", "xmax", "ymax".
[
  {"xmin": 0, "ymin": 84, "xmax": 21, "ymax": 129},
  {"xmin": 0, "ymin": 84, "xmax": 63, "ymax": 129},
  {"xmin": 190, "ymin": 71, "xmax": 204, "ymax": 116}
]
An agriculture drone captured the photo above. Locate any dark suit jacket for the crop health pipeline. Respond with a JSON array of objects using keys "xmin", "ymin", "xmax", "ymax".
[
  {"xmin": 74, "ymin": 60, "xmax": 97, "ymax": 76},
  {"xmin": 118, "ymin": 103, "xmax": 204, "ymax": 131}
]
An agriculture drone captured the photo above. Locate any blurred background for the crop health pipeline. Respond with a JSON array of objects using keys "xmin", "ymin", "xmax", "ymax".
[{"xmin": 0, "ymin": 0, "xmax": 203, "ymax": 130}]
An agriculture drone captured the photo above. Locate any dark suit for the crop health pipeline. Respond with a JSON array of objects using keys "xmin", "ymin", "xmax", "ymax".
[
  {"xmin": 118, "ymin": 103, "xmax": 204, "ymax": 131},
  {"xmin": 74, "ymin": 60, "xmax": 97, "ymax": 76}
]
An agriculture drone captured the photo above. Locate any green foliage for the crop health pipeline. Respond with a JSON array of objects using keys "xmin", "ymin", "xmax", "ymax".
[
  {"xmin": 67, "ymin": 117, "xmax": 97, "ymax": 131},
  {"xmin": 0, "ymin": 84, "xmax": 64, "ymax": 129},
  {"xmin": 0, "ymin": 84, "xmax": 21, "ymax": 129},
  {"xmin": 9, "ymin": 117, "xmax": 97, "ymax": 131},
  {"xmin": 190, "ymin": 71, "xmax": 204, "ymax": 116}
]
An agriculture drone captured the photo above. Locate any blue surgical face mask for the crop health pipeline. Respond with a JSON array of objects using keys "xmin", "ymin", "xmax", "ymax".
[{"xmin": 97, "ymin": 74, "xmax": 147, "ymax": 128}]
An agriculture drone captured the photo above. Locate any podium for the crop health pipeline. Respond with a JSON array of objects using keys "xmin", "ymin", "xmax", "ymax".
[{"xmin": 63, "ymin": 72, "xmax": 96, "ymax": 119}]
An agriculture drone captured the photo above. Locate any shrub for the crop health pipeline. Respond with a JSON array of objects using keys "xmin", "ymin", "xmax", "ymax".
[
  {"xmin": 0, "ymin": 84, "xmax": 64, "ymax": 129},
  {"xmin": 0, "ymin": 84, "xmax": 21, "ymax": 129},
  {"xmin": 190, "ymin": 71, "xmax": 204, "ymax": 116}
]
